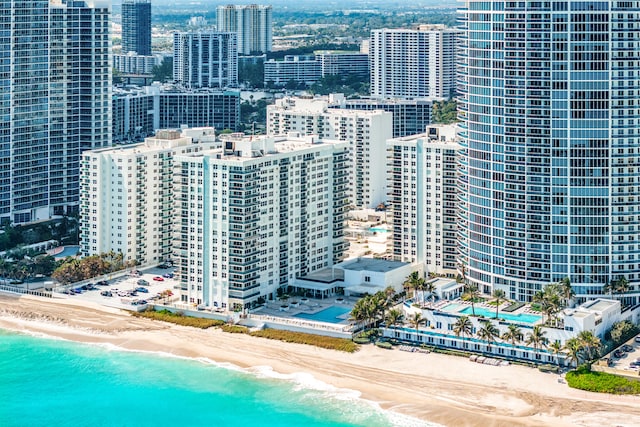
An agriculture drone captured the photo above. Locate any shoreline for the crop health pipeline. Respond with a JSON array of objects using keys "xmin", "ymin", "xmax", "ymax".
[{"xmin": 1, "ymin": 294, "xmax": 639, "ymax": 427}]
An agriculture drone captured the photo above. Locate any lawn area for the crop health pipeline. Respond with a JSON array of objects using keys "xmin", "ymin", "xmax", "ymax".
[
  {"xmin": 566, "ymin": 366, "xmax": 640, "ymax": 395},
  {"xmin": 250, "ymin": 329, "xmax": 359, "ymax": 353}
]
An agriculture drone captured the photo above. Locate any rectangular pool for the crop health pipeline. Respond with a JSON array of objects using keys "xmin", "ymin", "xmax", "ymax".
[
  {"xmin": 441, "ymin": 303, "xmax": 464, "ymax": 312},
  {"xmin": 459, "ymin": 306, "xmax": 541, "ymax": 324},
  {"xmin": 294, "ymin": 306, "xmax": 351, "ymax": 324}
]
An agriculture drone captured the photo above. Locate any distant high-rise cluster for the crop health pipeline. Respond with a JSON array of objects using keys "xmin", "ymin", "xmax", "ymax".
[
  {"xmin": 173, "ymin": 32, "xmax": 238, "ymax": 89},
  {"xmin": 1, "ymin": 0, "xmax": 111, "ymax": 224},
  {"xmin": 122, "ymin": 0, "xmax": 152, "ymax": 55},
  {"xmin": 216, "ymin": 4, "xmax": 272, "ymax": 55},
  {"xmin": 370, "ymin": 25, "xmax": 460, "ymax": 99}
]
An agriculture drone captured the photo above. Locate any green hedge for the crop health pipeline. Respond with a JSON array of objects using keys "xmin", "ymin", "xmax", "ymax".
[
  {"xmin": 374, "ymin": 340, "xmax": 393, "ymax": 349},
  {"xmin": 566, "ymin": 366, "xmax": 640, "ymax": 394},
  {"xmin": 132, "ymin": 309, "xmax": 225, "ymax": 329},
  {"xmin": 249, "ymin": 329, "xmax": 359, "ymax": 353}
]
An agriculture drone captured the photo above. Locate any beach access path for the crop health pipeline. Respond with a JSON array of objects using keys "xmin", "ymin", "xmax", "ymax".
[{"xmin": 0, "ymin": 293, "xmax": 638, "ymax": 427}]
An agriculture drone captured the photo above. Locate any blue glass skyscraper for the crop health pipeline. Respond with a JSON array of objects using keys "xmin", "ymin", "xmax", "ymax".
[
  {"xmin": 122, "ymin": 0, "xmax": 151, "ymax": 55},
  {"xmin": 458, "ymin": 1, "xmax": 640, "ymax": 304}
]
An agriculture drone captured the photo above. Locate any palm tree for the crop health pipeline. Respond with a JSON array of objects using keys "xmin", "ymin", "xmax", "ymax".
[
  {"xmin": 403, "ymin": 271, "xmax": 421, "ymax": 300},
  {"xmin": 559, "ymin": 277, "xmax": 574, "ymax": 308},
  {"xmin": 477, "ymin": 323, "xmax": 500, "ymax": 352},
  {"xmin": 501, "ymin": 324, "xmax": 523, "ymax": 346},
  {"xmin": 453, "ymin": 315, "xmax": 473, "ymax": 338},
  {"xmin": 577, "ymin": 330, "xmax": 601, "ymax": 362},
  {"xmin": 423, "ymin": 280, "xmax": 436, "ymax": 308},
  {"xmin": 533, "ymin": 285, "xmax": 562, "ymax": 327},
  {"xmin": 462, "ymin": 284, "xmax": 480, "ymax": 316},
  {"xmin": 410, "ymin": 312, "xmax": 424, "ymax": 336},
  {"xmin": 526, "ymin": 325, "xmax": 548, "ymax": 354},
  {"xmin": 549, "ymin": 341, "xmax": 563, "ymax": 369},
  {"xmin": 385, "ymin": 308, "xmax": 403, "ymax": 329},
  {"xmin": 563, "ymin": 337, "xmax": 583, "ymax": 367},
  {"xmin": 492, "ymin": 289, "xmax": 506, "ymax": 319}
]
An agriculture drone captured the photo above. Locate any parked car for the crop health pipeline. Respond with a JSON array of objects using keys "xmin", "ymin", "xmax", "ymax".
[
  {"xmin": 635, "ymin": 335, "xmax": 640, "ymax": 343},
  {"xmin": 622, "ymin": 345, "xmax": 634, "ymax": 352},
  {"xmin": 135, "ymin": 287, "xmax": 149, "ymax": 293},
  {"xmin": 138, "ymin": 300, "xmax": 148, "ymax": 305},
  {"xmin": 153, "ymin": 276, "xmax": 164, "ymax": 281},
  {"xmin": 100, "ymin": 290, "xmax": 113, "ymax": 297},
  {"xmin": 96, "ymin": 280, "xmax": 108, "ymax": 286},
  {"xmin": 158, "ymin": 264, "xmax": 170, "ymax": 269},
  {"xmin": 162, "ymin": 273, "xmax": 174, "ymax": 279},
  {"xmin": 614, "ymin": 350, "xmax": 624, "ymax": 358},
  {"xmin": 137, "ymin": 279, "xmax": 149, "ymax": 286},
  {"xmin": 85, "ymin": 284, "xmax": 96, "ymax": 290}
]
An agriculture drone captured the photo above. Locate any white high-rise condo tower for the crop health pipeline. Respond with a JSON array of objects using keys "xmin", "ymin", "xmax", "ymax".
[
  {"xmin": 216, "ymin": 4, "xmax": 272, "ymax": 55},
  {"xmin": 458, "ymin": 0, "xmax": 640, "ymax": 305},
  {"xmin": 173, "ymin": 32, "xmax": 238, "ymax": 89},
  {"xmin": 370, "ymin": 25, "xmax": 460, "ymax": 99}
]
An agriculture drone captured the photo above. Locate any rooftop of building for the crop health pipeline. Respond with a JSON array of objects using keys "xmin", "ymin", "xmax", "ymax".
[
  {"xmin": 189, "ymin": 134, "xmax": 345, "ymax": 160},
  {"xmin": 314, "ymin": 50, "xmax": 367, "ymax": 55},
  {"xmin": 579, "ymin": 299, "xmax": 619, "ymax": 313},
  {"xmin": 86, "ymin": 128, "xmax": 214, "ymax": 155},
  {"xmin": 388, "ymin": 124, "xmax": 461, "ymax": 146},
  {"xmin": 272, "ymin": 96, "xmax": 393, "ymax": 116},
  {"xmin": 113, "ymin": 83, "xmax": 240, "ymax": 97},
  {"xmin": 331, "ymin": 94, "xmax": 445, "ymax": 105},
  {"xmin": 337, "ymin": 257, "xmax": 409, "ymax": 273},
  {"xmin": 297, "ymin": 268, "xmax": 345, "ymax": 284}
]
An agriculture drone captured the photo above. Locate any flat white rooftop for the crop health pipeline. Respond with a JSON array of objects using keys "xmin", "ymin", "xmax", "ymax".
[{"xmin": 338, "ymin": 257, "xmax": 408, "ymax": 273}]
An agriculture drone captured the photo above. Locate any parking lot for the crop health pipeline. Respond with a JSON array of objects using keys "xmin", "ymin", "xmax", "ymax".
[
  {"xmin": 58, "ymin": 266, "xmax": 180, "ymax": 310},
  {"xmin": 608, "ymin": 335, "xmax": 640, "ymax": 373}
]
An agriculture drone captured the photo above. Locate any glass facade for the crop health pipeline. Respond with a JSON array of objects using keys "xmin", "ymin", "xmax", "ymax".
[
  {"xmin": 3, "ymin": 0, "xmax": 110, "ymax": 224},
  {"xmin": 122, "ymin": 0, "xmax": 151, "ymax": 56},
  {"xmin": 458, "ymin": 1, "xmax": 640, "ymax": 302}
]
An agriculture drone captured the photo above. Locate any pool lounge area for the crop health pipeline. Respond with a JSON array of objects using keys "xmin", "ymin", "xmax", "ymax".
[
  {"xmin": 439, "ymin": 303, "xmax": 542, "ymax": 324},
  {"xmin": 294, "ymin": 306, "xmax": 351, "ymax": 324}
]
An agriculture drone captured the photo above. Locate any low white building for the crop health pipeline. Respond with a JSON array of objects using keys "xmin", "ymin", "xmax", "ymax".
[
  {"xmin": 384, "ymin": 298, "xmax": 635, "ymax": 366},
  {"xmin": 292, "ymin": 257, "xmax": 419, "ymax": 298}
]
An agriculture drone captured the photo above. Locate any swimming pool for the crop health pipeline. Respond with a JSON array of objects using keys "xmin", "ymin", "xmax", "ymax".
[
  {"xmin": 458, "ymin": 306, "xmax": 541, "ymax": 324},
  {"xmin": 55, "ymin": 245, "xmax": 80, "ymax": 258},
  {"xmin": 294, "ymin": 306, "xmax": 351, "ymax": 324},
  {"xmin": 368, "ymin": 227, "xmax": 389, "ymax": 233},
  {"xmin": 441, "ymin": 303, "xmax": 464, "ymax": 312}
]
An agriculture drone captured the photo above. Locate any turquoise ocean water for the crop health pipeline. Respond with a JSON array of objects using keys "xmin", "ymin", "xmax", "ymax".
[{"xmin": 0, "ymin": 330, "xmax": 436, "ymax": 427}]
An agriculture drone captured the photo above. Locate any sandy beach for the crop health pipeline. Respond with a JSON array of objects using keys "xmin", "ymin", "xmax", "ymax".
[{"xmin": 1, "ymin": 293, "xmax": 638, "ymax": 427}]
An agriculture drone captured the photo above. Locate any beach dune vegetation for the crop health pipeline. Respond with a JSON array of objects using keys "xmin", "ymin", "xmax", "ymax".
[
  {"xmin": 249, "ymin": 329, "xmax": 359, "ymax": 353},
  {"xmin": 132, "ymin": 309, "xmax": 225, "ymax": 329},
  {"xmin": 221, "ymin": 324, "xmax": 249, "ymax": 334}
]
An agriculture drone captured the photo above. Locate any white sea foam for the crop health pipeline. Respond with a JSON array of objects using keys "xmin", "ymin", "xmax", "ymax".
[{"xmin": 246, "ymin": 365, "xmax": 442, "ymax": 427}]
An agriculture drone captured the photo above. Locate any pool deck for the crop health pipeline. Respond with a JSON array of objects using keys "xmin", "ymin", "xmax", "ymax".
[
  {"xmin": 429, "ymin": 299, "xmax": 542, "ymax": 324},
  {"xmin": 252, "ymin": 296, "xmax": 357, "ymax": 325}
]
